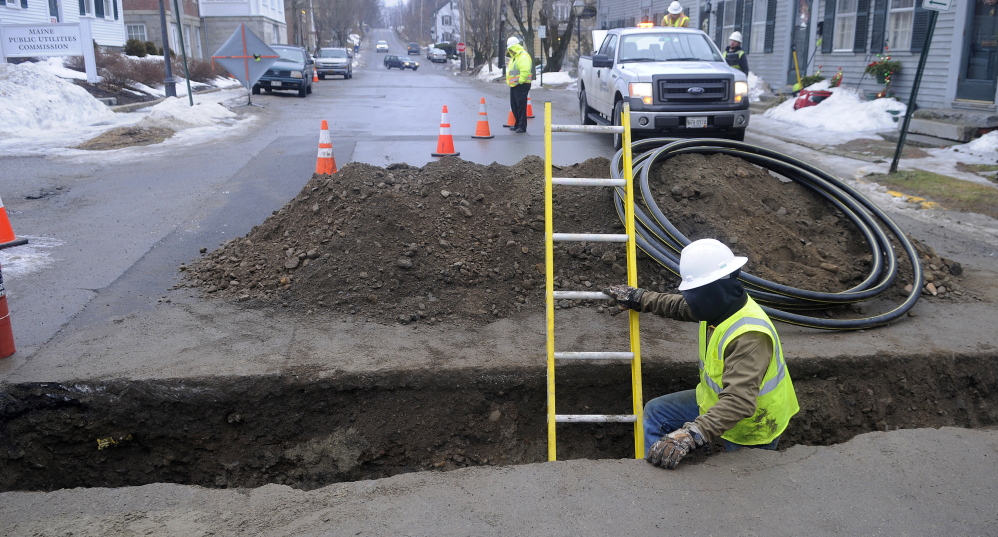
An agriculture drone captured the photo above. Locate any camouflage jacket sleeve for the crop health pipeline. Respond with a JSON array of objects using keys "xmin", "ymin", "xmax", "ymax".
[{"xmin": 636, "ymin": 290, "xmax": 774, "ymax": 444}]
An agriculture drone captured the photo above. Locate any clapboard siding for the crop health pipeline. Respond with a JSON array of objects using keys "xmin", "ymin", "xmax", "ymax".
[{"xmin": 0, "ymin": 0, "xmax": 124, "ymax": 46}]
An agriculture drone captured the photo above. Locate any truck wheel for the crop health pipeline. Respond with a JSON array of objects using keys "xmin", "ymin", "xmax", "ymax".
[
  {"xmin": 579, "ymin": 89, "xmax": 596, "ymax": 125},
  {"xmin": 612, "ymin": 100, "xmax": 624, "ymax": 150}
]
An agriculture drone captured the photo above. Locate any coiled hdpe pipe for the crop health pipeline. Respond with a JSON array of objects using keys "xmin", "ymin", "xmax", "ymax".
[{"xmin": 610, "ymin": 138, "xmax": 923, "ymax": 330}]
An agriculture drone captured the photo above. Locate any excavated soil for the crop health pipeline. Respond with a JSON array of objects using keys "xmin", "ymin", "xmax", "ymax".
[{"xmin": 183, "ymin": 154, "xmax": 970, "ymax": 325}]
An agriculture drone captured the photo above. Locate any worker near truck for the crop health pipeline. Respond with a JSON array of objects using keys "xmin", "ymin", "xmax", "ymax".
[
  {"xmin": 505, "ymin": 37, "xmax": 533, "ymax": 134},
  {"xmin": 603, "ymin": 238, "xmax": 799, "ymax": 469},
  {"xmin": 662, "ymin": 1, "xmax": 690, "ymax": 27},
  {"xmin": 723, "ymin": 31, "xmax": 750, "ymax": 73}
]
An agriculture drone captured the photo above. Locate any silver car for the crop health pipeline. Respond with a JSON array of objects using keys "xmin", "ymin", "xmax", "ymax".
[
  {"xmin": 314, "ymin": 47, "xmax": 353, "ymax": 79},
  {"xmin": 429, "ymin": 48, "xmax": 447, "ymax": 63}
]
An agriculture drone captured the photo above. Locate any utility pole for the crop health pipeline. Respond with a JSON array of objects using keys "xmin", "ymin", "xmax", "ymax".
[{"xmin": 157, "ymin": 0, "xmax": 176, "ymax": 97}]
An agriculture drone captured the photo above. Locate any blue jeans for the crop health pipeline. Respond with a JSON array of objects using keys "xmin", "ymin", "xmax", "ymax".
[{"xmin": 643, "ymin": 389, "xmax": 780, "ymax": 454}]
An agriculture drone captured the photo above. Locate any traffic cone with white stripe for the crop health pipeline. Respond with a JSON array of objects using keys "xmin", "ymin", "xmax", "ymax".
[
  {"xmin": 315, "ymin": 120, "xmax": 337, "ymax": 174},
  {"xmin": 431, "ymin": 105, "xmax": 460, "ymax": 156},
  {"xmin": 505, "ymin": 110, "xmax": 516, "ymax": 129},
  {"xmin": 0, "ymin": 263, "xmax": 14, "ymax": 359},
  {"xmin": 526, "ymin": 96, "xmax": 535, "ymax": 118},
  {"xmin": 0, "ymin": 195, "xmax": 26, "ymax": 250},
  {"xmin": 472, "ymin": 97, "xmax": 494, "ymax": 139}
]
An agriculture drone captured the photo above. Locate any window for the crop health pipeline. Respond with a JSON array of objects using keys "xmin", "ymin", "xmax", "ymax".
[
  {"xmin": 273, "ymin": 23, "xmax": 279, "ymax": 43},
  {"xmin": 833, "ymin": 0, "xmax": 857, "ymax": 51},
  {"xmin": 442, "ymin": 15, "xmax": 451, "ymax": 26},
  {"xmin": 887, "ymin": 0, "xmax": 914, "ymax": 50},
  {"xmin": 751, "ymin": 0, "xmax": 767, "ymax": 53},
  {"xmin": 127, "ymin": 24, "xmax": 147, "ymax": 42},
  {"xmin": 722, "ymin": 1, "xmax": 736, "ymax": 43},
  {"xmin": 103, "ymin": 0, "xmax": 111, "ymax": 18}
]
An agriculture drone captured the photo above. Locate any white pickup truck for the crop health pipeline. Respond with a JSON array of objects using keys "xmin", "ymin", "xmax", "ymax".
[{"xmin": 578, "ymin": 26, "xmax": 750, "ymax": 148}]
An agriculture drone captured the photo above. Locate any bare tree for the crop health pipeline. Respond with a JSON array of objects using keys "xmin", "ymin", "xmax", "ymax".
[
  {"xmin": 313, "ymin": 0, "xmax": 378, "ymax": 47},
  {"xmin": 460, "ymin": 0, "xmax": 502, "ymax": 69},
  {"xmin": 537, "ymin": 0, "xmax": 577, "ymax": 72},
  {"xmin": 506, "ymin": 0, "xmax": 538, "ymax": 61}
]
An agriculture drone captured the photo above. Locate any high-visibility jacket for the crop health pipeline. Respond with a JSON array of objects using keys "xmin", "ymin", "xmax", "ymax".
[
  {"xmin": 506, "ymin": 44, "xmax": 533, "ymax": 87},
  {"xmin": 696, "ymin": 296, "xmax": 799, "ymax": 445},
  {"xmin": 723, "ymin": 48, "xmax": 748, "ymax": 72},
  {"xmin": 662, "ymin": 14, "xmax": 690, "ymax": 27}
]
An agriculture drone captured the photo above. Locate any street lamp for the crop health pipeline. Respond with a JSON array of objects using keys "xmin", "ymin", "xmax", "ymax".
[
  {"xmin": 499, "ymin": 7, "xmax": 506, "ymax": 74},
  {"xmin": 572, "ymin": 0, "xmax": 585, "ymax": 60}
]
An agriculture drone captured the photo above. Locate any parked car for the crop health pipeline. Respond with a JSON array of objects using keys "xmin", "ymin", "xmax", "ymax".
[
  {"xmin": 252, "ymin": 45, "xmax": 313, "ymax": 97},
  {"xmin": 376, "ymin": 40, "xmax": 389, "ymax": 52},
  {"xmin": 407, "ymin": 42, "xmax": 420, "ymax": 55},
  {"xmin": 314, "ymin": 47, "xmax": 353, "ymax": 79},
  {"xmin": 429, "ymin": 48, "xmax": 447, "ymax": 63},
  {"xmin": 384, "ymin": 55, "xmax": 419, "ymax": 70}
]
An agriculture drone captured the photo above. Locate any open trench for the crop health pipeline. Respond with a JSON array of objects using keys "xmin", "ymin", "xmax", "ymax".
[{"xmin": 1, "ymin": 351, "xmax": 996, "ymax": 492}]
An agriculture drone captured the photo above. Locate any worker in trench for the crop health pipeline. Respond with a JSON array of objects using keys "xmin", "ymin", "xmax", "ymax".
[{"xmin": 603, "ymin": 238, "xmax": 799, "ymax": 469}]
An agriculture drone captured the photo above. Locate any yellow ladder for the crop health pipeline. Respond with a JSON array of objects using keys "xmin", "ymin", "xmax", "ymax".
[{"xmin": 543, "ymin": 101, "xmax": 643, "ymax": 461}]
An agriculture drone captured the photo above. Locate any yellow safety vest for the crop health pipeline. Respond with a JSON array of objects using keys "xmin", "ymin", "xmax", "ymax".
[
  {"xmin": 662, "ymin": 14, "xmax": 690, "ymax": 27},
  {"xmin": 506, "ymin": 45, "xmax": 533, "ymax": 87},
  {"xmin": 696, "ymin": 296, "xmax": 799, "ymax": 445}
]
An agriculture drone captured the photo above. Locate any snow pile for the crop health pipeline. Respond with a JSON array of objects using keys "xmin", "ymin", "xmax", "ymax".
[
  {"xmin": 763, "ymin": 80, "xmax": 907, "ymax": 132},
  {"xmin": 0, "ymin": 62, "xmax": 114, "ymax": 134},
  {"xmin": 747, "ymin": 72, "xmax": 768, "ymax": 102},
  {"xmin": 946, "ymin": 130, "xmax": 998, "ymax": 159},
  {"xmin": 138, "ymin": 96, "xmax": 237, "ymax": 130}
]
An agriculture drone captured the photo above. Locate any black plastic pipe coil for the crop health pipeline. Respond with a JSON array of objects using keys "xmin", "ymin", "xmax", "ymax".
[{"xmin": 609, "ymin": 138, "xmax": 923, "ymax": 330}]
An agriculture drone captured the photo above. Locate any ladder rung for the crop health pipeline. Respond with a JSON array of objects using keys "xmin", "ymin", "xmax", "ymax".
[
  {"xmin": 554, "ymin": 351, "xmax": 634, "ymax": 360},
  {"xmin": 551, "ymin": 124, "xmax": 625, "ymax": 134},
  {"xmin": 553, "ymin": 291, "xmax": 609, "ymax": 300},
  {"xmin": 556, "ymin": 414, "xmax": 638, "ymax": 423},
  {"xmin": 553, "ymin": 233, "xmax": 629, "ymax": 242},
  {"xmin": 551, "ymin": 178, "xmax": 626, "ymax": 187}
]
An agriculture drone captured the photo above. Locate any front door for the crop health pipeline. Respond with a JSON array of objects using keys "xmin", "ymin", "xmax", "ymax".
[
  {"xmin": 48, "ymin": 0, "xmax": 61, "ymax": 22},
  {"xmin": 788, "ymin": 0, "xmax": 813, "ymax": 87},
  {"xmin": 957, "ymin": 0, "xmax": 998, "ymax": 102}
]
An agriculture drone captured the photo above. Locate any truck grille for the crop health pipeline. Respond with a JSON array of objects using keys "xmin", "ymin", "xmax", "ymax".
[{"xmin": 656, "ymin": 77, "xmax": 730, "ymax": 104}]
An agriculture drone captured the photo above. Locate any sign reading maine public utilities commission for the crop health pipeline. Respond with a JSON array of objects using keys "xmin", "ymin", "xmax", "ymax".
[{"xmin": 1, "ymin": 24, "xmax": 83, "ymax": 57}]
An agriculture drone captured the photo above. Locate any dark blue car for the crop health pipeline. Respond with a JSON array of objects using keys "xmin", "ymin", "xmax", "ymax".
[{"xmin": 252, "ymin": 45, "xmax": 314, "ymax": 98}]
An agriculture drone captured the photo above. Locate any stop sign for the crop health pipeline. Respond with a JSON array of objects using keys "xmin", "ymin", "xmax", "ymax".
[{"xmin": 457, "ymin": 42, "xmax": 466, "ymax": 53}]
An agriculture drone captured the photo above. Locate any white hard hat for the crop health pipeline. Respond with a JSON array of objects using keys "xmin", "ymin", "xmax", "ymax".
[
  {"xmin": 507, "ymin": 36, "xmax": 520, "ymax": 48},
  {"xmin": 729, "ymin": 31, "xmax": 743, "ymax": 43},
  {"xmin": 677, "ymin": 238, "xmax": 748, "ymax": 291},
  {"xmin": 668, "ymin": 1, "xmax": 683, "ymax": 14}
]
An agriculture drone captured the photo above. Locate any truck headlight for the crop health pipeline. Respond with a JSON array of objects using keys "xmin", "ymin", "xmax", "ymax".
[
  {"xmin": 734, "ymin": 81, "xmax": 748, "ymax": 103},
  {"xmin": 291, "ymin": 71, "xmax": 303, "ymax": 79},
  {"xmin": 629, "ymin": 82, "xmax": 654, "ymax": 105}
]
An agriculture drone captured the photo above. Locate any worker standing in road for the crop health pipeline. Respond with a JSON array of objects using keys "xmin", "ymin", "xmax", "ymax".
[
  {"xmin": 723, "ymin": 31, "xmax": 750, "ymax": 73},
  {"xmin": 603, "ymin": 238, "xmax": 799, "ymax": 470},
  {"xmin": 506, "ymin": 36, "xmax": 533, "ymax": 134},
  {"xmin": 662, "ymin": 1, "xmax": 690, "ymax": 27}
]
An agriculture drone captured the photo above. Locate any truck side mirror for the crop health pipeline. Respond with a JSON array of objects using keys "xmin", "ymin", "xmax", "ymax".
[{"xmin": 592, "ymin": 54, "xmax": 613, "ymax": 68}]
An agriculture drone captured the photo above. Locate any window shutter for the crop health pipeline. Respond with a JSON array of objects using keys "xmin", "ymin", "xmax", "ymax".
[
  {"xmin": 715, "ymin": 1, "xmax": 724, "ymax": 46},
  {"xmin": 113, "ymin": 0, "xmax": 118, "ymax": 19},
  {"xmin": 764, "ymin": 0, "xmax": 777, "ymax": 53},
  {"xmin": 822, "ymin": 0, "xmax": 836, "ymax": 53},
  {"xmin": 743, "ymin": 0, "xmax": 754, "ymax": 53},
  {"xmin": 870, "ymin": 0, "xmax": 888, "ymax": 53},
  {"xmin": 79, "ymin": 0, "xmax": 85, "ymax": 15},
  {"xmin": 853, "ymin": 0, "xmax": 870, "ymax": 52},
  {"xmin": 735, "ymin": 0, "xmax": 745, "ymax": 30},
  {"xmin": 20, "ymin": 0, "xmax": 27, "ymax": 8},
  {"xmin": 95, "ymin": 0, "xmax": 104, "ymax": 17},
  {"xmin": 910, "ymin": 3, "xmax": 930, "ymax": 52},
  {"xmin": 699, "ymin": 4, "xmax": 711, "ymax": 33},
  {"xmin": 1, "ymin": 0, "xmax": 7, "ymax": 7}
]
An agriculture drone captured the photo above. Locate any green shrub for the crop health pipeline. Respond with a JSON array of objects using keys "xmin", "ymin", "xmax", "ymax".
[
  {"xmin": 125, "ymin": 39, "xmax": 148, "ymax": 57},
  {"xmin": 145, "ymin": 41, "xmax": 158, "ymax": 56}
]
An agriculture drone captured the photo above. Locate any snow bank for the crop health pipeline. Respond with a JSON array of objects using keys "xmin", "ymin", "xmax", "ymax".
[
  {"xmin": 138, "ymin": 96, "xmax": 237, "ymax": 130},
  {"xmin": 763, "ymin": 81, "xmax": 907, "ymax": 132},
  {"xmin": 0, "ymin": 62, "xmax": 114, "ymax": 134}
]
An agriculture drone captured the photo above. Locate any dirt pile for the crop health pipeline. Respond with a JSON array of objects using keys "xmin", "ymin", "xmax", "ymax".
[{"xmin": 183, "ymin": 154, "xmax": 967, "ymax": 325}]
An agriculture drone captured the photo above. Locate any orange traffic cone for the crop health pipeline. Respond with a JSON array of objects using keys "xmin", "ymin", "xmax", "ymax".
[
  {"xmin": 0, "ymin": 195, "xmax": 26, "ymax": 250},
  {"xmin": 526, "ymin": 96, "xmax": 535, "ymax": 118},
  {"xmin": 505, "ymin": 110, "xmax": 516, "ymax": 129},
  {"xmin": 313, "ymin": 70, "xmax": 319, "ymax": 82},
  {"xmin": 472, "ymin": 97, "xmax": 494, "ymax": 139},
  {"xmin": 315, "ymin": 120, "xmax": 337, "ymax": 175},
  {"xmin": 431, "ymin": 105, "xmax": 460, "ymax": 156},
  {"xmin": 0, "ymin": 265, "xmax": 14, "ymax": 359}
]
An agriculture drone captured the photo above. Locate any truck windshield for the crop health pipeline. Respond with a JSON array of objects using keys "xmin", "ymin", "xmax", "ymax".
[{"xmin": 618, "ymin": 33, "xmax": 722, "ymax": 63}]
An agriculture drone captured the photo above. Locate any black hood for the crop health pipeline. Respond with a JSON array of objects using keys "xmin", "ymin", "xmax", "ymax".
[{"xmin": 680, "ymin": 270, "xmax": 747, "ymax": 325}]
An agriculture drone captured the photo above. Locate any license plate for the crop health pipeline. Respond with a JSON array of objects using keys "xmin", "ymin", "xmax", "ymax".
[
  {"xmin": 686, "ymin": 116, "xmax": 707, "ymax": 128},
  {"xmin": 271, "ymin": 81, "xmax": 282, "ymax": 87}
]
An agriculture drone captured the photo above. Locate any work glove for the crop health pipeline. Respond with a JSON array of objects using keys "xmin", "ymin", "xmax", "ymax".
[
  {"xmin": 602, "ymin": 285, "xmax": 644, "ymax": 310},
  {"xmin": 646, "ymin": 422, "xmax": 706, "ymax": 470}
]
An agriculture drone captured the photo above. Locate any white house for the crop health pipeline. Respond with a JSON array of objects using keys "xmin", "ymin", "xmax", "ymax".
[
  {"xmin": 200, "ymin": 0, "xmax": 286, "ymax": 55},
  {"xmin": 0, "ymin": 0, "xmax": 125, "ymax": 47},
  {"xmin": 431, "ymin": 0, "xmax": 460, "ymax": 44}
]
